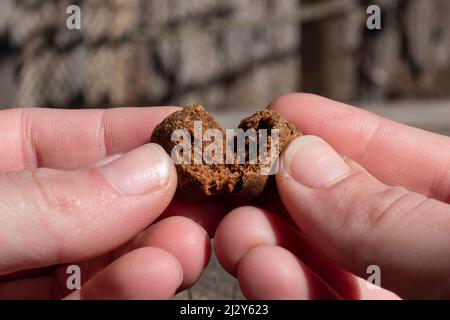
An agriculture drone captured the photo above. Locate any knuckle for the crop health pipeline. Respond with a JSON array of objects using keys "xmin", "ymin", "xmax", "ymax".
[
  {"xmin": 328, "ymin": 171, "xmax": 420, "ymax": 229},
  {"xmin": 29, "ymin": 168, "xmax": 85, "ymax": 258},
  {"xmin": 368, "ymin": 186, "xmax": 418, "ymax": 226},
  {"xmin": 329, "ymin": 172, "xmax": 428, "ymax": 271},
  {"xmin": 0, "ymin": 170, "xmax": 67, "ymax": 265}
]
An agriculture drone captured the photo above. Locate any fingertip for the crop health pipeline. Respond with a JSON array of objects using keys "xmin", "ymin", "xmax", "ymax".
[
  {"xmin": 98, "ymin": 142, "xmax": 177, "ymax": 196},
  {"xmin": 68, "ymin": 247, "xmax": 183, "ymax": 300},
  {"xmin": 278, "ymin": 135, "xmax": 352, "ymax": 189},
  {"xmin": 131, "ymin": 216, "xmax": 211, "ymax": 289},
  {"xmin": 268, "ymin": 93, "xmax": 329, "ymax": 113},
  {"xmin": 215, "ymin": 206, "xmax": 279, "ymax": 276},
  {"xmin": 237, "ymin": 245, "xmax": 339, "ymax": 300}
]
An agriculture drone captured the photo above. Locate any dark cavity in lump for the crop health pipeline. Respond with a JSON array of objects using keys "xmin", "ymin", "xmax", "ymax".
[{"xmin": 151, "ymin": 104, "xmax": 301, "ymax": 202}]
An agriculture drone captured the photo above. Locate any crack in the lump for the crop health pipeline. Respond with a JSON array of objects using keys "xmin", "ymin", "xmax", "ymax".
[{"xmin": 151, "ymin": 104, "xmax": 301, "ymax": 202}]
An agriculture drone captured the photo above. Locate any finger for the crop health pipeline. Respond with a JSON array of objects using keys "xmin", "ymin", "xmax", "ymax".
[
  {"xmin": 215, "ymin": 206, "xmax": 399, "ymax": 300},
  {"xmin": 0, "ymin": 216, "xmax": 209, "ymax": 299},
  {"xmin": 238, "ymin": 245, "xmax": 339, "ymax": 300},
  {"xmin": 269, "ymin": 93, "xmax": 450, "ymax": 203},
  {"xmin": 277, "ymin": 135, "xmax": 450, "ymax": 299},
  {"xmin": 114, "ymin": 216, "xmax": 211, "ymax": 289},
  {"xmin": 0, "ymin": 107, "xmax": 179, "ymax": 171},
  {"xmin": 64, "ymin": 247, "xmax": 183, "ymax": 300},
  {"xmin": 64, "ymin": 217, "xmax": 210, "ymax": 292},
  {"xmin": 0, "ymin": 143, "xmax": 177, "ymax": 275},
  {"xmin": 157, "ymin": 198, "xmax": 233, "ymax": 238}
]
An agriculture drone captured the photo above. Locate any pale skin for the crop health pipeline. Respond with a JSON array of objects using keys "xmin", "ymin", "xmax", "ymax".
[
  {"xmin": 0, "ymin": 93, "xmax": 449, "ymax": 299},
  {"xmin": 0, "ymin": 106, "xmax": 229, "ymax": 299}
]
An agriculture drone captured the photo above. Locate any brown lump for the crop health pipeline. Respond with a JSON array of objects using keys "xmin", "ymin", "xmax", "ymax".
[{"xmin": 151, "ymin": 104, "xmax": 301, "ymax": 201}]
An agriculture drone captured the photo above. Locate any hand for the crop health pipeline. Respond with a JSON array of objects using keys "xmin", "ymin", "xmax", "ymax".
[
  {"xmin": 215, "ymin": 93, "xmax": 450, "ymax": 300},
  {"xmin": 0, "ymin": 107, "xmax": 227, "ymax": 300}
]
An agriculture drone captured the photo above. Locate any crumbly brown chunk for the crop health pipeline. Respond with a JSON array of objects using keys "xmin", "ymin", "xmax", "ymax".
[{"xmin": 151, "ymin": 104, "xmax": 301, "ymax": 202}]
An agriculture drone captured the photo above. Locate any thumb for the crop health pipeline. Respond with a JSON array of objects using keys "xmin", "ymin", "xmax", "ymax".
[
  {"xmin": 0, "ymin": 143, "xmax": 176, "ymax": 275},
  {"xmin": 276, "ymin": 135, "xmax": 450, "ymax": 299}
]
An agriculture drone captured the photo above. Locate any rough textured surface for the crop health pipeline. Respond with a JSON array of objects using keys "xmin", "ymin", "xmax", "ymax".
[
  {"xmin": 230, "ymin": 109, "xmax": 302, "ymax": 200},
  {"xmin": 1, "ymin": 0, "xmax": 301, "ymax": 109},
  {"xmin": 2, "ymin": 0, "xmax": 450, "ymax": 108},
  {"xmin": 151, "ymin": 104, "xmax": 229, "ymax": 201},
  {"xmin": 151, "ymin": 105, "xmax": 301, "ymax": 201}
]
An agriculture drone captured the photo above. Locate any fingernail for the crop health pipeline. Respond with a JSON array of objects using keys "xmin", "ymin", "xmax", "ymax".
[
  {"xmin": 282, "ymin": 136, "xmax": 351, "ymax": 188},
  {"xmin": 99, "ymin": 143, "xmax": 173, "ymax": 195}
]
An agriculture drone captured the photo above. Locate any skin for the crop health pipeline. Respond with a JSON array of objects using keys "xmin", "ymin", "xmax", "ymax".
[
  {"xmin": 0, "ymin": 106, "xmax": 229, "ymax": 299},
  {"xmin": 1, "ymin": 94, "xmax": 449, "ymax": 299},
  {"xmin": 215, "ymin": 93, "xmax": 450, "ymax": 300}
]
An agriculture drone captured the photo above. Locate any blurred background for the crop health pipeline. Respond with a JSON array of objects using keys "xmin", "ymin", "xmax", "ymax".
[
  {"xmin": 1, "ymin": 0, "xmax": 450, "ymax": 109},
  {"xmin": 0, "ymin": 0, "xmax": 449, "ymax": 299}
]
